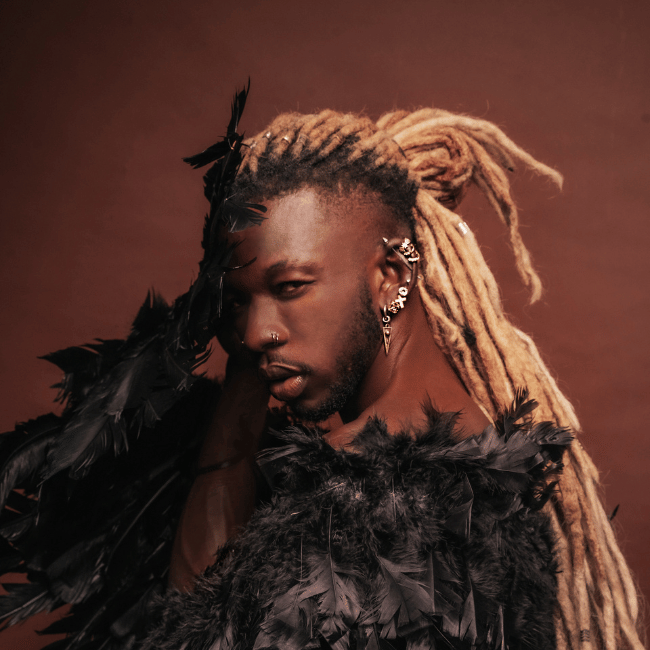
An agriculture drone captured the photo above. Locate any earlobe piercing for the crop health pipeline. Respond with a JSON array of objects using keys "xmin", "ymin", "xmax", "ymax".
[
  {"xmin": 383, "ymin": 286, "xmax": 408, "ymax": 354},
  {"xmin": 382, "ymin": 306, "xmax": 392, "ymax": 355}
]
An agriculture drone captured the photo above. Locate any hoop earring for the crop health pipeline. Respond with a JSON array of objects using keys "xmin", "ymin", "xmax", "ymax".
[{"xmin": 382, "ymin": 306, "xmax": 392, "ymax": 355}]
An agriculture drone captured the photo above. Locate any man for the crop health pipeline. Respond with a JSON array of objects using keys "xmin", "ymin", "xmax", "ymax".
[
  {"xmin": 0, "ymin": 93, "xmax": 643, "ymax": 650},
  {"xmin": 150, "ymin": 104, "xmax": 642, "ymax": 650}
]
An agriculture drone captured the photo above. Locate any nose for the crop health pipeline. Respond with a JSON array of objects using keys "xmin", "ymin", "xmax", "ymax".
[{"xmin": 241, "ymin": 296, "xmax": 286, "ymax": 352}]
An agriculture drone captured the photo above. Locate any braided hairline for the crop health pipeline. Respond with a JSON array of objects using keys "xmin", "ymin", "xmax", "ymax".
[
  {"xmin": 234, "ymin": 108, "xmax": 645, "ymax": 650},
  {"xmin": 232, "ymin": 111, "xmax": 419, "ymax": 237}
]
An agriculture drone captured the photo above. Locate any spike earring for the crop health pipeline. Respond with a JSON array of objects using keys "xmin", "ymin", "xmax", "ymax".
[{"xmin": 382, "ymin": 306, "xmax": 392, "ymax": 355}]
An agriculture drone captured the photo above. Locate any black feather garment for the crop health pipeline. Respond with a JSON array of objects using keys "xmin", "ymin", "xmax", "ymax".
[
  {"xmin": 142, "ymin": 396, "xmax": 571, "ymax": 650},
  {"xmin": 0, "ymin": 82, "xmax": 266, "ymax": 649}
]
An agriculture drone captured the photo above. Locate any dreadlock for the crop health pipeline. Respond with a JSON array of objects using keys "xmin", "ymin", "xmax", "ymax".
[{"xmin": 232, "ymin": 108, "xmax": 644, "ymax": 650}]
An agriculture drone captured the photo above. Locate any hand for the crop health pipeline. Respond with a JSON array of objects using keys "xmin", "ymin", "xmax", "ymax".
[
  {"xmin": 199, "ymin": 350, "xmax": 270, "ymax": 466},
  {"xmin": 169, "ymin": 343, "xmax": 270, "ymax": 592}
]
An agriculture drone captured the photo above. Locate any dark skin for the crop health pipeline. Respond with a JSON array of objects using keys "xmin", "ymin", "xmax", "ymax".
[{"xmin": 169, "ymin": 187, "xmax": 489, "ymax": 591}]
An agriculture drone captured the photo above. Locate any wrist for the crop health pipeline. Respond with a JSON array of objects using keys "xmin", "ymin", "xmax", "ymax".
[{"xmin": 199, "ymin": 360, "xmax": 270, "ymax": 466}]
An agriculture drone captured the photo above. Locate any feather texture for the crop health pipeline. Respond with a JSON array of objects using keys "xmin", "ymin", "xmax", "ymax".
[
  {"xmin": 143, "ymin": 395, "xmax": 570, "ymax": 650},
  {"xmin": 0, "ymin": 376, "xmax": 217, "ymax": 648},
  {"xmin": 0, "ymin": 583, "xmax": 55, "ymax": 627},
  {"xmin": 375, "ymin": 557, "xmax": 434, "ymax": 637},
  {"xmin": 0, "ymin": 414, "xmax": 61, "ymax": 508}
]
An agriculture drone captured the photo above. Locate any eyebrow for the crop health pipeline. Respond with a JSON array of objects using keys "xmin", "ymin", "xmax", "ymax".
[
  {"xmin": 223, "ymin": 260, "xmax": 324, "ymax": 292},
  {"xmin": 265, "ymin": 260, "xmax": 322, "ymax": 278}
]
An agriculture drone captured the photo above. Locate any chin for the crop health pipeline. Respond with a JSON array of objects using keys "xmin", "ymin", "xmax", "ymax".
[
  {"xmin": 289, "ymin": 387, "xmax": 352, "ymax": 424},
  {"xmin": 289, "ymin": 400, "xmax": 336, "ymax": 424}
]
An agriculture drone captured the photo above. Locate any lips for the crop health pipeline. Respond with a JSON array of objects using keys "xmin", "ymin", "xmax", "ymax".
[{"xmin": 259, "ymin": 365, "xmax": 308, "ymax": 402}]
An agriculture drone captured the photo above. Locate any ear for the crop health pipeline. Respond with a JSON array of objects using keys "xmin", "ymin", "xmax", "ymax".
[{"xmin": 375, "ymin": 237, "xmax": 418, "ymax": 309}]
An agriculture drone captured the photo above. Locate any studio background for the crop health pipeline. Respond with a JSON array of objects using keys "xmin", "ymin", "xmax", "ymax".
[{"xmin": 1, "ymin": 0, "xmax": 648, "ymax": 646}]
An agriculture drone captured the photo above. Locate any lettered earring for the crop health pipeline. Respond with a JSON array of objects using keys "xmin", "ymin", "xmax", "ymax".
[
  {"xmin": 382, "ymin": 306, "xmax": 392, "ymax": 355},
  {"xmin": 388, "ymin": 286, "xmax": 409, "ymax": 314}
]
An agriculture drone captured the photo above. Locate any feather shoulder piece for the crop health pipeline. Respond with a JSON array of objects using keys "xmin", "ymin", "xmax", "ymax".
[{"xmin": 143, "ymin": 392, "xmax": 572, "ymax": 650}]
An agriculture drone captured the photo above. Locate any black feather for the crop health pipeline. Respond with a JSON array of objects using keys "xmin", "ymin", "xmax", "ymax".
[
  {"xmin": 131, "ymin": 291, "xmax": 172, "ymax": 337},
  {"xmin": 183, "ymin": 140, "xmax": 233, "ymax": 170},
  {"xmin": 0, "ymin": 510, "xmax": 35, "ymax": 543},
  {"xmin": 181, "ymin": 82, "xmax": 265, "ymax": 328},
  {"xmin": 42, "ymin": 340, "xmax": 125, "ymax": 409},
  {"xmin": 182, "ymin": 80, "xmax": 250, "ymax": 169},
  {"xmin": 0, "ymin": 583, "xmax": 56, "ymax": 626},
  {"xmin": 46, "ymin": 535, "xmax": 116, "ymax": 608},
  {"xmin": 0, "ymin": 415, "xmax": 62, "ymax": 508},
  {"xmin": 375, "ymin": 557, "xmax": 434, "ymax": 636},
  {"xmin": 44, "ymin": 326, "xmax": 186, "ymax": 479}
]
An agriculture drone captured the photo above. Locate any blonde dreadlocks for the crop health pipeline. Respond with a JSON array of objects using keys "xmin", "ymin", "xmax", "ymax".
[{"xmin": 232, "ymin": 108, "xmax": 644, "ymax": 650}]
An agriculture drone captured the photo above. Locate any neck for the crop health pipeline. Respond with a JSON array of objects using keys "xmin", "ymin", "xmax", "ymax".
[{"xmin": 330, "ymin": 289, "xmax": 489, "ymax": 448}]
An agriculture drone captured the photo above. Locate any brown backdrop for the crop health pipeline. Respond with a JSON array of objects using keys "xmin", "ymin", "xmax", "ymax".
[{"xmin": 1, "ymin": 0, "xmax": 648, "ymax": 646}]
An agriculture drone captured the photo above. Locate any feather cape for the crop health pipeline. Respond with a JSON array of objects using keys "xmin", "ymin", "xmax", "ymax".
[
  {"xmin": 0, "ymin": 83, "xmax": 266, "ymax": 649},
  {"xmin": 142, "ymin": 396, "xmax": 571, "ymax": 650}
]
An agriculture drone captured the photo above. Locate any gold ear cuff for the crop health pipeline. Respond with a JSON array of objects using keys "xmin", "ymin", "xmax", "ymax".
[{"xmin": 381, "ymin": 238, "xmax": 421, "ymax": 354}]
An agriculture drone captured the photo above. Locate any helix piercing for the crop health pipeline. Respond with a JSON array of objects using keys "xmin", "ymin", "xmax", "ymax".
[{"xmin": 397, "ymin": 238, "xmax": 420, "ymax": 263}]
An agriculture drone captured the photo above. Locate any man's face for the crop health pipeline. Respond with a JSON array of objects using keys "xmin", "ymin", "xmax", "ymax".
[{"xmin": 221, "ymin": 187, "xmax": 384, "ymax": 422}]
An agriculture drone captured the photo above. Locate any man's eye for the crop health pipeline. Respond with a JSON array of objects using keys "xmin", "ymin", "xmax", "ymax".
[{"xmin": 275, "ymin": 281, "xmax": 312, "ymax": 297}]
